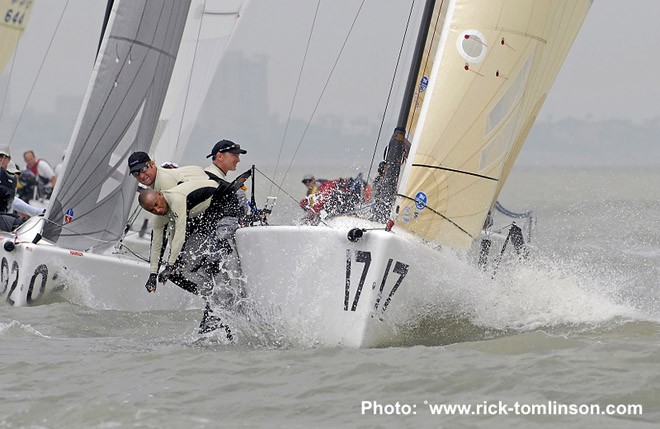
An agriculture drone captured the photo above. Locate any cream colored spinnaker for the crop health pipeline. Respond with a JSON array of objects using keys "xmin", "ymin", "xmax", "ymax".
[
  {"xmin": 0, "ymin": 0, "xmax": 34, "ymax": 73},
  {"xmin": 395, "ymin": 0, "xmax": 592, "ymax": 249}
]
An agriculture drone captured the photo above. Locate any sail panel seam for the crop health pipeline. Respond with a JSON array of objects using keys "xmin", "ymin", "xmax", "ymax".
[
  {"xmin": 411, "ymin": 163, "xmax": 498, "ymax": 181},
  {"xmin": 109, "ymin": 35, "xmax": 178, "ymax": 60}
]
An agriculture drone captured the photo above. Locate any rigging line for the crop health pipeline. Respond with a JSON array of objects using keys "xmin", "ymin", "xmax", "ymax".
[
  {"xmin": 411, "ymin": 163, "xmax": 499, "ymax": 181},
  {"xmin": 397, "ymin": 193, "xmax": 473, "ymax": 238},
  {"xmin": 278, "ymin": 0, "xmax": 367, "ymax": 190},
  {"xmin": 406, "ymin": 0, "xmax": 443, "ymax": 133},
  {"xmin": 39, "ymin": 216, "xmax": 120, "ymax": 247},
  {"xmin": 114, "ymin": 242, "xmax": 149, "ymax": 262},
  {"xmin": 7, "ymin": 0, "xmax": 72, "ymax": 147},
  {"xmin": 365, "ymin": 0, "xmax": 418, "ymax": 188},
  {"xmin": 268, "ymin": 0, "xmax": 321, "ymax": 196},
  {"xmin": 254, "ymin": 166, "xmax": 301, "ymax": 207},
  {"xmin": 171, "ymin": 0, "xmax": 208, "ymax": 153}
]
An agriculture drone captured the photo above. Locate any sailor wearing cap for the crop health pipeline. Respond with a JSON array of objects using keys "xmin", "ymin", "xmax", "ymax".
[
  {"xmin": 0, "ymin": 150, "xmax": 44, "ymax": 230},
  {"xmin": 204, "ymin": 139, "xmax": 247, "ymax": 182},
  {"xmin": 127, "ymin": 151, "xmax": 207, "ymax": 190}
]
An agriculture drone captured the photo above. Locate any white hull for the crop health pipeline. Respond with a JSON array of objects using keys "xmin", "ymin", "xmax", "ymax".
[
  {"xmin": 234, "ymin": 216, "xmax": 471, "ymax": 348},
  {"xmin": 0, "ymin": 218, "xmax": 201, "ymax": 310}
]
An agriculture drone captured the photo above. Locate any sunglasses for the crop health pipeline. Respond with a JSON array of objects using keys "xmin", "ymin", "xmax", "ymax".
[{"xmin": 131, "ymin": 165, "xmax": 149, "ymax": 176}]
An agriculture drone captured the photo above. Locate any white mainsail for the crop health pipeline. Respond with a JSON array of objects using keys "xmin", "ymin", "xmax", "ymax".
[
  {"xmin": 43, "ymin": 0, "xmax": 192, "ymax": 251},
  {"xmin": 153, "ymin": 0, "xmax": 249, "ymax": 163},
  {"xmin": 0, "ymin": 0, "xmax": 34, "ymax": 74},
  {"xmin": 395, "ymin": 0, "xmax": 592, "ymax": 249}
]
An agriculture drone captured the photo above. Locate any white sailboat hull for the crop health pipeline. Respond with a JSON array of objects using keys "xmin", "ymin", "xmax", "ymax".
[
  {"xmin": 0, "ymin": 220, "xmax": 201, "ymax": 310},
  {"xmin": 235, "ymin": 217, "xmax": 463, "ymax": 348}
]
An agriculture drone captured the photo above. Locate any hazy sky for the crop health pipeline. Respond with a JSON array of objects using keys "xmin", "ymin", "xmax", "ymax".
[
  {"xmin": 1, "ymin": 0, "xmax": 659, "ymax": 165},
  {"xmin": 540, "ymin": 0, "xmax": 660, "ymax": 123}
]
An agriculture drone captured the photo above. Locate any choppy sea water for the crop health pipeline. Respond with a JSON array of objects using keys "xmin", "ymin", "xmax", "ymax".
[{"xmin": 2, "ymin": 166, "xmax": 660, "ymax": 428}]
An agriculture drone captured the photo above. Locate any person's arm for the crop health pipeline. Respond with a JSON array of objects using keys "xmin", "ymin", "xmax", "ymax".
[
  {"xmin": 150, "ymin": 215, "xmax": 168, "ymax": 274},
  {"xmin": 12, "ymin": 197, "xmax": 44, "ymax": 217},
  {"xmin": 37, "ymin": 161, "xmax": 56, "ymax": 182},
  {"xmin": 166, "ymin": 195, "xmax": 188, "ymax": 266}
]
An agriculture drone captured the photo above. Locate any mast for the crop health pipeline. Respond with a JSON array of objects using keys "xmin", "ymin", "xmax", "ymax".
[
  {"xmin": 97, "ymin": 0, "xmax": 114, "ymax": 57},
  {"xmin": 380, "ymin": 0, "xmax": 436, "ymax": 220}
]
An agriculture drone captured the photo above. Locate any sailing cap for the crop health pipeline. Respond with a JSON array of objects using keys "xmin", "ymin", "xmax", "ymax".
[
  {"xmin": 206, "ymin": 139, "xmax": 247, "ymax": 158},
  {"xmin": 6, "ymin": 161, "xmax": 20, "ymax": 174},
  {"xmin": 128, "ymin": 151, "xmax": 151, "ymax": 174},
  {"xmin": 302, "ymin": 174, "xmax": 314, "ymax": 184}
]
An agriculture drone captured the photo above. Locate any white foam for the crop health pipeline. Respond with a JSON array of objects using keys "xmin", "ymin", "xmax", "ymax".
[
  {"xmin": 0, "ymin": 320, "xmax": 50, "ymax": 338},
  {"xmin": 412, "ymin": 248, "xmax": 654, "ymax": 333}
]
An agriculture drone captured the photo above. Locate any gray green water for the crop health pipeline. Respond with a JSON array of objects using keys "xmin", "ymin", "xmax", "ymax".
[{"xmin": 2, "ymin": 166, "xmax": 659, "ymax": 428}]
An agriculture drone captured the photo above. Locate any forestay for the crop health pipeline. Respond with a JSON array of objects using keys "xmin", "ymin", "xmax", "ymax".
[
  {"xmin": 43, "ymin": 0, "xmax": 192, "ymax": 251},
  {"xmin": 0, "ymin": 0, "xmax": 34, "ymax": 74},
  {"xmin": 395, "ymin": 0, "xmax": 591, "ymax": 249}
]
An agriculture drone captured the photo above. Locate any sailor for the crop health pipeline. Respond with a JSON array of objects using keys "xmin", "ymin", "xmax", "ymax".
[
  {"xmin": 203, "ymin": 139, "xmax": 250, "ymax": 241},
  {"xmin": 301, "ymin": 174, "xmax": 321, "ymax": 196},
  {"xmin": 300, "ymin": 175, "xmax": 366, "ymax": 223},
  {"xmin": 0, "ymin": 151, "xmax": 44, "ymax": 231},
  {"xmin": 23, "ymin": 150, "xmax": 57, "ymax": 199},
  {"xmin": 139, "ymin": 173, "xmax": 249, "ymax": 336},
  {"xmin": 0, "ymin": 155, "xmax": 24, "ymax": 231},
  {"xmin": 127, "ymin": 151, "xmax": 207, "ymax": 190},
  {"xmin": 299, "ymin": 174, "xmax": 328, "ymax": 208}
]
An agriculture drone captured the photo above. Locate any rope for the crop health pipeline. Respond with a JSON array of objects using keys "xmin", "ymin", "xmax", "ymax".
[{"xmin": 269, "ymin": 0, "xmax": 321, "ymax": 195}]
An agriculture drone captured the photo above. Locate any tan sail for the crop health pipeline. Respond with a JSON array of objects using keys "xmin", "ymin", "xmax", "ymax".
[
  {"xmin": 395, "ymin": 0, "xmax": 591, "ymax": 249},
  {"xmin": 0, "ymin": 0, "xmax": 34, "ymax": 73}
]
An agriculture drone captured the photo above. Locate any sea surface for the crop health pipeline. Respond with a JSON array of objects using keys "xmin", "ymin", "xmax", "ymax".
[{"xmin": 2, "ymin": 166, "xmax": 659, "ymax": 428}]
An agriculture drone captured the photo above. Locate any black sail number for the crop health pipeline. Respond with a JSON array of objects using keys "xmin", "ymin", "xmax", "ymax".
[
  {"xmin": 0, "ymin": 257, "xmax": 8, "ymax": 295},
  {"xmin": 27, "ymin": 264, "xmax": 48, "ymax": 304},
  {"xmin": 4, "ymin": 259, "xmax": 20, "ymax": 305},
  {"xmin": 344, "ymin": 250, "xmax": 409, "ymax": 316}
]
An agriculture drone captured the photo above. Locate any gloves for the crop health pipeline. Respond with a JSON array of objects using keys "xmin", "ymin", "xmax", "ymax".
[
  {"xmin": 158, "ymin": 264, "xmax": 177, "ymax": 284},
  {"xmin": 227, "ymin": 170, "xmax": 252, "ymax": 193},
  {"xmin": 214, "ymin": 170, "xmax": 252, "ymax": 198},
  {"xmin": 145, "ymin": 273, "xmax": 157, "ymax": 293}
]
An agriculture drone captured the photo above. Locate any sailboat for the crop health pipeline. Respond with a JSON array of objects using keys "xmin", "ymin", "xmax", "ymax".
[
  {"xmin": 0, "ymin": 0, "xmax": 34, "ymax": 74},
  {"xmin": 232, "ymin": 0, "xmax": 592, "ymax": 347},
  {"xmin": 0, "ymin": 0, "xmax": 201, "ymax": 309}
]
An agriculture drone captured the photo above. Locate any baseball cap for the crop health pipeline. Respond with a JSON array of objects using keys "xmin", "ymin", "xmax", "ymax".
[
  {"xmin": 6, "ymin": 161, "xmax": 20, "ymax": 174},
  {"xmin": 206, "ymin": 139, "xmax": 247, "ymax": 158},
  {"xmin": 302, "ymin": 174, "xmax": 314, "ymax": 184},
  {"xmin": 128, "ymin": 151, "xmax": 151, "ymax": 174},
  {"xmin": 0, "ymin": 150, "xmax": 10, "ymax": 158}
]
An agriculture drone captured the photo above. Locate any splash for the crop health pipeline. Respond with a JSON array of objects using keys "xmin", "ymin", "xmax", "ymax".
[
  {"xmin": 416, "ymin": 247, "xmax": 656, "ymax": 333},
  {"xmin": 0, "ymin": 320, "xmax": 50, "ymax": 338}
]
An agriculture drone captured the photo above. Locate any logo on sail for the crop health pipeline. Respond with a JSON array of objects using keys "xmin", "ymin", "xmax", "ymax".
[
  {"xmin": 414, "ymin": 192, "xmax": 427, "ymax": 211},
  {"xmin": 419, "ymin": 76, "xmax": 428, "ymax": 92},
  {"xmin": 64, "ymin": 208, "xmax": 74, "ymax": 224}
]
